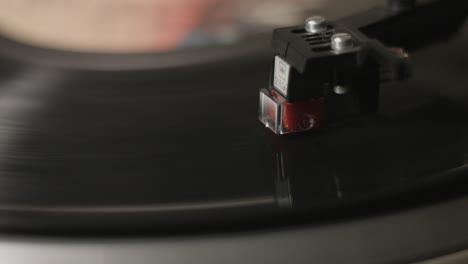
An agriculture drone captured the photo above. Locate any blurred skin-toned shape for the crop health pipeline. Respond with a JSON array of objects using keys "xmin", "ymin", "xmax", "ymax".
[
  {"xmin": 0, "ymin": 0, "xmax": 218, "ymax": 52},
  {"xmin": 0, "ymin": 0, "xmax": 329, "ymax": 52}
]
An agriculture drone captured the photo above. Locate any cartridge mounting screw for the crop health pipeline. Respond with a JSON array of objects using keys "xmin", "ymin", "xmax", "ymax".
[{"xmin": 305, "ymin": 16, "xmax": 327, "ymax": 33}]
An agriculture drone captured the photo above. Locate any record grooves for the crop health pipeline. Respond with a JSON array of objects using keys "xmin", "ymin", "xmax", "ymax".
[{"xmin": 0, "ymin": 24, "xmax": 467, "ymax": 234}]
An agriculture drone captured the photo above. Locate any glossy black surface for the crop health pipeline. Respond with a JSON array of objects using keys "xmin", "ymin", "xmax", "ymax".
[{"xmin": 0, "ymin": 21, "xmax": 466, "ymax": 234}]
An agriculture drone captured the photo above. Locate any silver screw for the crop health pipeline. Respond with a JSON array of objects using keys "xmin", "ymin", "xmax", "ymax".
[
  {"xmin": 299, "ymin": 114, "xmax": 315, "ymax": 129},
  {"xmin": 331, "ymin": 33, "xmax": 354, "ymax": 51},
  {"xmin": 305, "ymin": 16, "xmax": 326, "ymax": 33},
  {"xmin": 334, "ymin": 86, "xmax": 349, "ymax": 95}
]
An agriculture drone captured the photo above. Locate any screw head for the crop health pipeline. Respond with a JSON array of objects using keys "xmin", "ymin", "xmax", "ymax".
[
  {"xmin": 331, "ymin": 33, "xmax": 354, "ymax": 51},
  {"xmin": 305, "ymin": 16, "xmax": 326, "ymax": 33},
  {"xmin": 299, "ymin": 114, "xmax": 315, "ymax": 129},
  {"xmin": 334, "ymin": 86, "xmax": 349, "ymax": 95}
]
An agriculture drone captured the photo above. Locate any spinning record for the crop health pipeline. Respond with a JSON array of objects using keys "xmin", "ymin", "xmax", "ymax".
[{"xmin": 0, "ymin": 16, "xmax": 467, "ymax": 235}]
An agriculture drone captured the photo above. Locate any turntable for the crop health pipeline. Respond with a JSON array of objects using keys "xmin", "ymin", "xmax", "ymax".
[{"xmin": 0, "ymin": 0, "xmax": 467, "ymax": 263}]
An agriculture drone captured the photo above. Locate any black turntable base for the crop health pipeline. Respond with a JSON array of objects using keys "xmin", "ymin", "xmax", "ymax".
[{"xmin": 0, "ymin": 10, "xmax": 467, "ymax": 264}]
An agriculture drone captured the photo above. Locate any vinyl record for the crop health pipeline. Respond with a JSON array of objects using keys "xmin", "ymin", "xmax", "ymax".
[{"xmin": 0, "ymin": 21, "xmax": 467, "ymax": 235}]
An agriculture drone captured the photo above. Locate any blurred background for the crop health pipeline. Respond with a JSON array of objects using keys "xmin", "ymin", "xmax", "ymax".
[{"xmin": 0, "ymin": 0, "xmax": 375, "ymax": 53}]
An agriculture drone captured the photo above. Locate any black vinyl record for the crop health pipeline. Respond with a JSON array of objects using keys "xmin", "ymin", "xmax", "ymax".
[{"xmin": 0, "ymin": 21, "xmax": 467, "ymax": 236}]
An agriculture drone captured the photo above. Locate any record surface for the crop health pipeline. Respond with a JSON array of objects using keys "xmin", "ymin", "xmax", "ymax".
[{"xmin": 0, "ymin": 20, "xmax": 467, "ymax": 235}]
